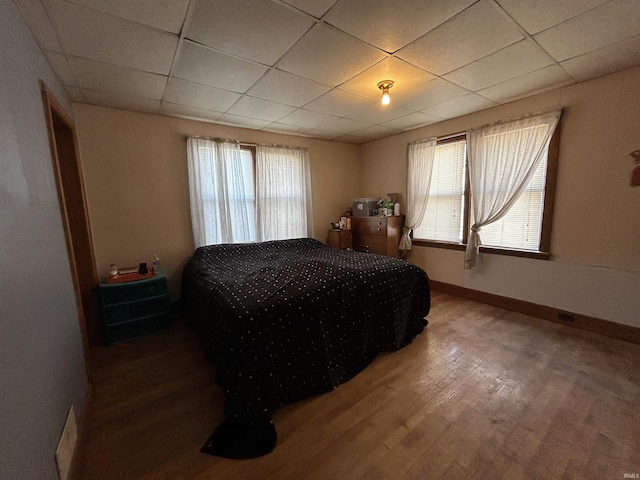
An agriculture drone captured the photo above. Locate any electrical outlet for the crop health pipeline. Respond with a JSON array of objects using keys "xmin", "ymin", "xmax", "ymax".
[{"xmin": 55, "ymin": 406, "xmax": 78, "ymax": 480}]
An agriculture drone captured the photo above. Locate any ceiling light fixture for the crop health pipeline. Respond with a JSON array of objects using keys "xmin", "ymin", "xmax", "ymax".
[{"xmin": 377, "ymin": 80, "xmax": 394, "ymax": 105}]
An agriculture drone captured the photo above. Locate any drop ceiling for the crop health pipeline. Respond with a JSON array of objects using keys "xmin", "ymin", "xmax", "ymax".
[{"xmin": 15, "ymin": 0, "xmax": 640, "ymax": 144}]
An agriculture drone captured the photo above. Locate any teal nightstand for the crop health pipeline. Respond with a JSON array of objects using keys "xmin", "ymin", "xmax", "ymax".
[{"xmin": 98, "ymin": 269, "xmax": 172, "ymax": 344}]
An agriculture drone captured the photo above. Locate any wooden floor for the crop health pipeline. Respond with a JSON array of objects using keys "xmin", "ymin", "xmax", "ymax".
[{"xmin": 77, "ymin": 291, "xmax": 640, "ymax": 480}]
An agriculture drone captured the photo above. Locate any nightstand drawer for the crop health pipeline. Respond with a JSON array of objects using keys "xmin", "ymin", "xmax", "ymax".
[
  {"xmin": 101, "ymin": 294, "xmax": 170, "ymax": 325},
  {"xmin": 328, "ymin": 229, "xmax": 353, "ymax": 249},
  {"xmin": 104, "ymin": 311, "xmax": 173, "ymax": 344},
  {"xmin": 99, "ymin": 277, "xmax": 167, "ymax": 304}
]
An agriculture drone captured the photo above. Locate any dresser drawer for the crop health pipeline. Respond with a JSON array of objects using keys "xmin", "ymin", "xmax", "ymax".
[
  {"xmin": 349, "ymin": 214, "xmax": 404, "ymax": 257},
  {"xmin": 353, "ymin": 234, "xmax": 386, "ymax": 255},
  {"xmin": 352, "ymin": 217, "xmax": 387, "ymax": 236}
]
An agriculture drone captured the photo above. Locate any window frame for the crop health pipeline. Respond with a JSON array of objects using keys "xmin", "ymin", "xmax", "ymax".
[
  {"xmin": 411, "ymin": 123, "xmax": 560, "ymax": 260},
  {"xmin": 240, "ymin": 144, "xmax": 257, "ymax": 203}
]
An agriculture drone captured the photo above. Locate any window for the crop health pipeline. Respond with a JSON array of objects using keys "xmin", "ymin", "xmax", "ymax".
[
  {"xmin": 412, "ymin": 111, "xmax": 561, "ymax": 259},
  {"xmin": 413, "ymin": 137, "xmax": 467, "ymax": 244},
  {"xmin": 255, "ymin": 144, "xmax": 314, "ymax": 241},
  {"xmin": 475, "ymin": 153, "xmax": 546, "ymax": 251},
  {"xmin": 199, "ymin": 145, "xmax": 256, "ymax": 244},
  {"xmin": 186, "ymin": 138, "xmax": 313, "ymax": 247}
]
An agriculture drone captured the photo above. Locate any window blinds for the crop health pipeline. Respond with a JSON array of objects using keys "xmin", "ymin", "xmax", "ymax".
[
  {"xmin": 413, "ymin": 140, "xmax": 466, "ymax": 243},
  {"xmin": 475, "ymin": 153, "xmax": 546, "ymax": 250}
]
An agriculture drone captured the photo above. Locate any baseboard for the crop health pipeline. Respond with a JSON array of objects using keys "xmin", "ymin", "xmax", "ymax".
[
  {"xmin": 69, "ymin": 383, "xmax": 92, "ymax": 480},
  {"xmin": 429, "ymin": 280, "xmax": 640, "ymax": 345}
]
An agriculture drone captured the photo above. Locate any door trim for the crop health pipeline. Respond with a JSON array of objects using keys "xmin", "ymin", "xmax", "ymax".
[{"xmin": 40, "ymin": 81, "xmax": 98, "ymax": 381}]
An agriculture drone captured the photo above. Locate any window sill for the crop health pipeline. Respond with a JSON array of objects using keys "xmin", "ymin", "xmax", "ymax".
[
  {"xmin": 478, "ymin": 246, "xmax": 550, "ymax": 260},
  {"xmin": 412, "ymin": 239, "xmax": 550, "ymax": 260},
  {"xmin": 412, "ymin": 239, "xmax": 465, "ymax": 251}
]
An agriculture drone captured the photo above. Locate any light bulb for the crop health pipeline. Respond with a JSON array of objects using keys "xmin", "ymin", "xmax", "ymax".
[{"xmin": 377, "ymin": 80, "xmax": 393, "ymax": 106}]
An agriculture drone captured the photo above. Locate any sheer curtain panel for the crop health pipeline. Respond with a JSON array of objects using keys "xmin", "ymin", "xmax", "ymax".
[
  {"xmin": 255, "ymin": 145, "xmax": 313, "ymax": 241},
  {"xmin": 399, "ymin": 138, "xmax": 437, "ymax": 252},
  {"xmin": 464, "ymin": 110, "xmax": 561, "ymax": 268},
  {"xmin": 187, "ymin": 137, "xmax": 255, "ymax": 247}
]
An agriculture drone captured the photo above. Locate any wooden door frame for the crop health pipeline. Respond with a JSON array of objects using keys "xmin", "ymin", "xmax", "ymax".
[{"xmin": 40, "ymin": 81, "xmax": 98, "ymax": 382}]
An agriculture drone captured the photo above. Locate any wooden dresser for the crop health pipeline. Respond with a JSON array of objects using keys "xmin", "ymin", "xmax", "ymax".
[{"xmin": 351, "ymin": 215, "xmax": 404, "ymax": 258}]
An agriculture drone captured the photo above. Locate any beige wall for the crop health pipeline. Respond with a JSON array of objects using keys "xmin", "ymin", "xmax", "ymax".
[
  {"xmin": 360, "ymin": 66, "xmax": 640, "ymax": 327},
  {"xmin": 74, "ymin": 105, "xmax": 360, "ymax": 298}
]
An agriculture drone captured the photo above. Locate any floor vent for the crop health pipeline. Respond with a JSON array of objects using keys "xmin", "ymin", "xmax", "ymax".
[{"xmin": 55, "ymin": 405, "xmax": 78, "ymax": 480}]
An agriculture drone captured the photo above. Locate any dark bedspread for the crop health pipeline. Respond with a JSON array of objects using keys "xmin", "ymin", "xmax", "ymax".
[{"xmin": 181, "ymin": 238, "xmax": 430, "ymax": 458}]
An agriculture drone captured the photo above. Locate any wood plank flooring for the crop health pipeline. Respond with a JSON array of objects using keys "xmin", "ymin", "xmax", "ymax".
[{"xmin": 77, "ymin": 291, "xmax": 640, "ymax": 480}]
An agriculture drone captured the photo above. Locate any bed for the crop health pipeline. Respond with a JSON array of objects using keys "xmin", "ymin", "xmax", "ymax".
[{"xmin": 181, "ymin": 237, "xmax": 430, "ymax": 458}]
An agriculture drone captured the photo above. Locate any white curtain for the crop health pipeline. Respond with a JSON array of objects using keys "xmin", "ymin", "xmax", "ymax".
[
  {"xmin": 186, "ymin": 137, "xmax": 254, "ymax": 247},
  {"xmin": 464, "ymin": 110, "xmax": 561, "ymax": 268},
  {"xmin": 399, "ymin": 138, "xmax": 438, "ymax": 252},
  {"xmin": 255, "ymin": 145, "xmax": 313, "ymax": 241}
]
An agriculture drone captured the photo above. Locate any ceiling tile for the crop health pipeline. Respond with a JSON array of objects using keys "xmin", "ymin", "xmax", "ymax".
[
  {"xmin": 82, "ymin": 89, "xmax": 161, "ymax": 114},
  {"xmin": 478, "ymin": 65, "xmax": 573, "ymax": 103},
  {"xmin": 173, "ymin": 41, "xmax": 268, "ymax": 94},
  {"xmin": 216, "ymin": 113, "xmax": 272, "ymax": 130},
  {"xmin": 45, "ymin": 51, "xmax": 78, "ymax": 86},
  {"xmin": 47, "ymin": 0, "xmax": 178, "ymax": 74},
  {"xmin": 185, "ymin": 0, "xmax": 314, "ymax": 65},
  {"xmin": 66, "ymin": 0, "xmax": 190, "ymax": 34},
  {"xmin": 338, "ymin": 57, "xmax": 436, "ymax": 101},
  {"xmin": 422, "ymin": 93, "xmax": 497, "ymax": 119},
  {"xmin": 534, "ymin": 0, "xmax": 640, "ymax": 62},
  {"xmin": 281, "ymin": 0, "xmax": 337, "ymax": 18},
  {"xmin": 226, "ymin": 96, "xmax": 296, "ymax": 122},
  {"xmin": 159, "ymin": 102, "xmax": 222, "ymax": 122},
  {"xmin": 277, "ymin": 23, "xmax": 387, "ymax": 86},
  {"xmin": 396, "ymin": 0, "xmax": 523, "ymax": 76},
  {"xmin": 495, "ymin": 0, "xmax": 609, "ymax": 35},
  {"xmin": 332, "ymin": 134, "xmax": 372, "ymax": 144},
  {"xmin": 277, "ymin": 109, "xmax": 340, "ymax": 129},
  {"xmin": 560, "ymin": 35, "xmax": 640, "ymax": 82},
  {"xmin": 347, "ymin": 103, "xmax": 415, "ymax": 124},
  {"xmin": 393, "ymin": 77, "xmax": 469, "ymax": 111},
  {"xmin": 303, "ymin": 89, "xmax": 376, "ymax": 117},
  {"xmin": 247, "ymin": 69, "xmax": 331, "ymax": 107},
  {"xmin": 443, "ymin": 40, "xmax": 554, "ymax": 91},
  {"xmin": 313, "ymin": 117, "xmax": 374, "ymax": 135},
  {"xmin": 307, "ymin": 129, "xmax": 340, "ymax": 140},
  {"xmin": 14, "ymin": 0, "xmax": 63, "ymax": 52},
  {"xmin": 324, "ymin": 0, "xmax": 475, "ymax": 53},
  {"xmin": 70, "ymin": 56, "xmax": 167, "ymax": 100},
  {"xmin": 163, "ymin": 78, "xmax": 241, "ymax": 112},
  {"xmin": 351, "ymin": 124, "xmax": 403, "ymax": 140},
  {"xmin": 381, "ymin": 112, "xmax": 440, "ymax": 131},
  {"xmin": 262, "ymin": 123, "xmax": 314, "ymax": 136}
]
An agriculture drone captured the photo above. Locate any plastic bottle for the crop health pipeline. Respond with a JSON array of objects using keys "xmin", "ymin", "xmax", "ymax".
[{"xmin": 153, "ymin": 255, "xmax": 161, "ymax": 274}]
